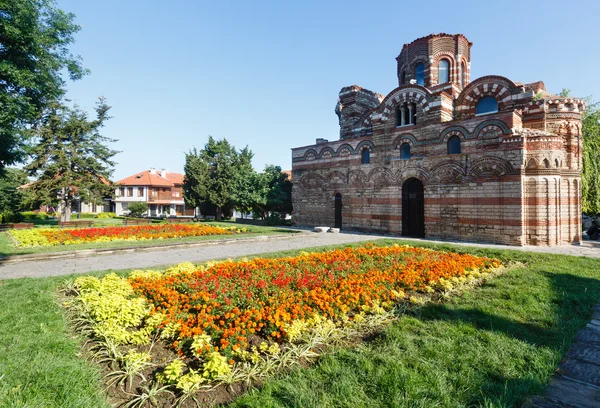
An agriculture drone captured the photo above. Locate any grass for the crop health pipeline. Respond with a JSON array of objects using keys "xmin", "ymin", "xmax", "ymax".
[
  {"xmin": 1, "ymin": 240, "xmax": 599, "ymax": 407},
  {"xmin": 0, "ymin": 221, "xmax": 296, "ymax": 257}
]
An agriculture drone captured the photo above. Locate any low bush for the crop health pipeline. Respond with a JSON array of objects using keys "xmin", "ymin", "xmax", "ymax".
[
  {"xmin": 1, "ymin": 211, "xmax": 24, "ymax": 223},
  {"xmin": 97, "ymin": 212, "xmax": 116, "ymax": 219},
  {"xmin": 19, "ymin": 211, "xmax": 49, "ymax": 220},
  {"xmin": 76, "ymin": 213, "xmax": 97, "ymax": 219}
]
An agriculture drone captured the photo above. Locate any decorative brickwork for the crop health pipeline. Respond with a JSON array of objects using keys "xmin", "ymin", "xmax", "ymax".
[{"xmin": 292, "ymin": 33, "xmax": 585, "ymax": 246}]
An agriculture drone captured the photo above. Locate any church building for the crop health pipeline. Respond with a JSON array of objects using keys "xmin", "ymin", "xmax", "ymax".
[{"xmin": 291, "ymin": 33, "xmax": 584, "ymax": 245}]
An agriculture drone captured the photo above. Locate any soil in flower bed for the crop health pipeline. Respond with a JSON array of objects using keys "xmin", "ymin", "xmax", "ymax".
[{"xmin": 62, "ymin": 244, "xmax": 502, "ymax": 406}]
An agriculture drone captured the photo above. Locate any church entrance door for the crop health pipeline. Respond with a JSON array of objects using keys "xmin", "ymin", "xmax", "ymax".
[
  {"xmin": 334, "ymin": 193, "xmax": 342, "ymax": 229},
  {"xmin": 402, "ymin": 178, "xmax": 424, "ymax": 237}
]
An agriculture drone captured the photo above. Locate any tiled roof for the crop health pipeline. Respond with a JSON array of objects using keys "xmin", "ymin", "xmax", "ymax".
[{"xmin": 116, "ymin": 170, "xmax": 184, "ymax": 187}]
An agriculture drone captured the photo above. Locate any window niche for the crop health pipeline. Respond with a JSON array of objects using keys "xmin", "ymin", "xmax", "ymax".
[
  {"xmin": 361, "ymin": 148, "xmax": 371, "ymax": 164},
  {"xmin": 447, "ymin": 135, "xmax": 461, "ymax": 154},
  {"xmin": 395, "ymin": 102, "xmax": 417, "ymax": 127},
  {"xmin": 400, "ymin": 143, "xmax": 411, "ymax": 159},
  {"xmin": 415, "ymin": 63, "xmax": 425, "ymax": 86},
  {"xmin": 476, "ymin": 96, "xmax": 498, "ymax": 115},
  {"xmin": 438, "ymin": 59, "xmax": 449, "ymax": 84}
]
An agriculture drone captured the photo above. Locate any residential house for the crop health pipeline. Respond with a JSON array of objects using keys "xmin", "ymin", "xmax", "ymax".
[{"xmin": 114, "ymin": 168, "xmax": 193, "ymax": 217}]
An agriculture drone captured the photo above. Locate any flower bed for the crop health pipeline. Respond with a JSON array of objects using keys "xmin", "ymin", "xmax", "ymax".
[
  {"xmin": 9, "ymin": 223, "xmax": 240, "ymax": 247},
  {"xmin": 63, "ymin": 244, "xmax": 502, "ymax": 405}
]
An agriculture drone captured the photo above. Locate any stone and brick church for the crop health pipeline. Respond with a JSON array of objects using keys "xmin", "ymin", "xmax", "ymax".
[{"xmin": 291, "ymin": 33, "xmax": 585, "ymax": 246}]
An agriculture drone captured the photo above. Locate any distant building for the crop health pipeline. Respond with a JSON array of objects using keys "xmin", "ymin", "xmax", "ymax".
[
  {"xmin": 292, "ymin": 33, "xmax": 584, "ymax": 246},
  {"xmin": 114, "ymin": 168, "xmax": 193, "ymax": 217}
]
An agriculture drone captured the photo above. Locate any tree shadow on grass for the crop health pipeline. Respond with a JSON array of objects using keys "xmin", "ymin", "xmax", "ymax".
[{"xmin": 401, "ymin": 271, "xmax": 600, "ymax": 406}]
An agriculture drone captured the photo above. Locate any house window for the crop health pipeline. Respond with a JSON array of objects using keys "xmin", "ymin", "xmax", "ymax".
[
  {"xmin": 152, "ymin": 189, "xmax": 157, "ymax": 196},
  {"xmin": 415, "ymin": 63, "xmax": 425, "ymax": 86},
  {"xmin": 127, "ymin": 187, "xmax": 133, "ymax": 197},
  {"xmin": 400, "ymin": 143, "xmax": 411, "ymax": 159},
  {"xmin": 476, "ymin": 96, "xmax": 498, "ymax": 115},
  {"xmin": 447, "ymin": 136, "xmax": 461, "ymax": 154},
  {"xmin": 115, "ymin": 188, "xmax": 120, "ymax": 197},
  {"xmin": 137, "ymin": 187, "xmax": 144, "ymax": 197},
  {"xmin": 172, "ymin": 190, "xmax": 180, "ymax": 198},
  {"xmin": 438, "ymin": 59, "xmax": 449, "ymax": 84},
  {"xmin": 361, "ymin": 148, "xmax": 370, "ymax": 164}
]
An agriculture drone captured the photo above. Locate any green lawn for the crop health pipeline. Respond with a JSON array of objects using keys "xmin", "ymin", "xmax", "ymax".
[
  {"xmin": 0, "ymin": 221, "xmax": 296, "ymax": 257},
  {"xmin": 1, "ymin": 241, "xmax": 599, "ymax": 407}
]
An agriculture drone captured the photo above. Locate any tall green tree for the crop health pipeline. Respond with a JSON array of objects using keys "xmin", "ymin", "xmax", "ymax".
[
  {"xmin": 183, "ymin": 137, "xmax": 239, "ymax": 220},
  {"xmin": 251, "ymin": 165, "xmax": 292, "ymax": 220},
  {"xmin": 0, "ymin": 167, "xmax": 28, "ymax": 213},
  {"xmin": 231, "ymin": 147, "xmax": 267, "ymax": 216},
  {"xmin": 0, "ymin": 0, "xmax": 87, "ymax": 172},
  {"xmin": 25, "ymin": 98, "xmax": 117, "ymax": 221},
  {"xmin": 582, "ymin": 102, "xmax": 600, "ymax": 215}
]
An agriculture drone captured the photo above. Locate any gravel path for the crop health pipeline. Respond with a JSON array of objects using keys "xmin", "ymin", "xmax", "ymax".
[{"xmin": 1, "ymin": 230, "xmax": 599, "ymax": 280}]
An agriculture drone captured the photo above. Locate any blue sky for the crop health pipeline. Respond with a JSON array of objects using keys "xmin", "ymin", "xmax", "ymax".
[{"xmin": 58, "ymin": 0, "xmax": 600, "ymax": 181}]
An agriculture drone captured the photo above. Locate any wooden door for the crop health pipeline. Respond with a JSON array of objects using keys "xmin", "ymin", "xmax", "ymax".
[
  {"xmin": 334, "ymin": 193, "xmax": 342, "ymax": 229},
  {"xmin": 402, "ymin": 178, "xmax": 424, "ymax": 237}
]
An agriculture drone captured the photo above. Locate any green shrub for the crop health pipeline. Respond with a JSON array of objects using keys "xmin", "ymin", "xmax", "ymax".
[
  {"xmin": 19, "ymin": 211, "xmax": 49, "ymax": 220},
  {"xmin": 266, "ymin": 212, "xmax": 282, "ymax": 226},
  {"xmin": 1, "ymin": 211, "xmax": 25, "ymax": 223},
  {"xmin": 97, "ymin": 212, "xmax": 116, "ymax": 219},
  {"xmin": 127, "ymin": 202, "xmax": 148, "ymax": 217},
  {"xmin": 77, "ymin": 212, "xmax": 97, "ymax": 219}
]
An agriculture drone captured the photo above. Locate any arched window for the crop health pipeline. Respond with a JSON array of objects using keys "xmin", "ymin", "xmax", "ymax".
[
  {"xmin": 361, "ymin": 148, "xmax": 370, "ymax": 164},
  {"xmin": 400, "ymin": 143, "xmax": 411, "ymax": 159},
  {"xmin": 447, "ymin": 135, "xmax": 461, "ymax": 154},
  {"xmin": 460, "ymin": 62, "xmax": 466, "ymax": 88},
  {"xmin": 395, "ymin": 105, "xmax": 402, "ymax": 126},
  {"xmin": 415, "ymin": 63, "xmax": 425, "ymax": 86},
  {"xmin": 438, "ymin": 59, "xmax": 449, "ymax": 84},
  {"xmin": 400, "ymin": 71, "xmax": 406, "ymax": 85},
  {"xmin": 476, "ymin": 96, "xmax": 499, "ymax": 115},
  {"xmin": 397, "ymin": 103, "xmax": 417, "ymax": 126}
]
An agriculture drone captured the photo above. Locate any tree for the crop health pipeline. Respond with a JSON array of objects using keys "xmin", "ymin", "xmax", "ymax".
[
  {"xmin": 251, "ymin": 165, "xmax": 292, "ymax": 220},
  {"xmin": 0, "ymin": 168, "xmax": 28, "ymax": 213},
  {"xmin": 582, "ymin": 102, "xmax": 600, "ymax": 215},
  {"xmin": 0, "ymin": 0, "xmax": 87, "ymax": 172},
  {"xmin": 230, "ymin": 147, "xmax": 268, "ymax": 216},
  {"xmin": 183, "ymin": 137, "xmax": 239, "ymax": 220},
  {"xmin": 127, "ymin": 202, "xmax": 148, "ymax": 218},
  {"xmin": 25, "ymin": 98, "xmax": 117, "ymax": 222}
]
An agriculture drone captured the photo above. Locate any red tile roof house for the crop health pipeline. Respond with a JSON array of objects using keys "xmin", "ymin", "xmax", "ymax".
[{"xmin": 114, "ymin": 168, "xmax": 194, "ymax": 217}]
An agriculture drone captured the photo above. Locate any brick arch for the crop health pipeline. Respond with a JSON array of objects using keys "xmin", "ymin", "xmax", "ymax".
[
  {"xmin": 468, "ymin": 156, "xmax": 516, "ymax": 177},
  {"xmin": 303, "ymin": 149, "xmax": 319, "ymax": 161},
  {"xmin": 378, "ymin": 85, "xmax": 433, "ymax": 123},
  {"xmin": 455, "ymin": 76, "xmax": 520, "ymax": 116},
  {"xmin": 326, "ymin": 170, "xmax": 347, "ymax": 185},
  {"xmin": 429, "ymin": 160, "xmax": 466, "ymax": 183},
  {"xmin": 432, "ymin": 52, "xmax": 456, "ymax": 83},
  {"xmin": 336, "ymin": 143, "xmax": 354, "ymax": 157},
  {"xmin": 439, "ymin": 125, "xmax": 470, "ymax": 143},
  {"xmin": 298, "ymin": 172, "xmax": 326, "ymax": 189},
  {"xmin": 318, "ymin": 146, "xmax": 335, "ymax": 159},
  {"xmin": 396, "ymin": 166, "xmax": 430, "ymax": 185},
  {"xmin": 398, "ymin": 55, "xmax": 430, "ymax": 82},
  {"xmin": 473, "ymin": 120, "xmax": 511, "ymax": 138},
  {"xmin": 348, "ymin": 169, "xmax": 368, "ymax": 186},
  {"xmin": 367, "ymin": 167, "xmax": 395, "ymax": 185},
  {"xmin": 526, "ymin": 158, "xmax": 539, "ymax": 169},
  {"xmin": 355, "ymin": 140, "xmax": 375, "ymax": 153},
  {"xmin": 392, "ymin": 133, "xmax": 419, "ymax": 148}
]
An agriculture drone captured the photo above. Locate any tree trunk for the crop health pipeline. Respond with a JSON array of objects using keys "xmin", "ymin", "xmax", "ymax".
[
  {"xmin": 62, "ymin": 199, "xmax": 71, "ymax": 222},
  {"xmin": 216, "ymin": 207, "xmax": 222, "ymax": 221}
]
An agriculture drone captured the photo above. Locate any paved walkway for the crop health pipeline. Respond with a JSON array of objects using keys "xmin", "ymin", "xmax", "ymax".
[
  {"xmin": 0, "ymin": 230, "xmax": 599, "ymax": 280},
  {"xmin": 527, "ymin": 304, "xmax": 600, "ymax": 408}
]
